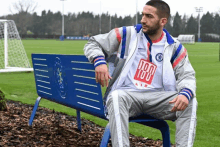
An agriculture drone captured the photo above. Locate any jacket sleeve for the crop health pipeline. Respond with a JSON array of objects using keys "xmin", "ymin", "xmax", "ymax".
[
  {"xmin": 83, "ymin": 27, "xmax": 123, "ymax": 66},
  {"xmin": 173, "ymin": 43, "xmax": 196, "ymax": 100}
]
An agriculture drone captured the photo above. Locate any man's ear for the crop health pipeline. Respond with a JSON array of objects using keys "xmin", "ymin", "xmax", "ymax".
[{"xmin": 160, "ymin": 18, "xmax": 168, "ymax": 27}]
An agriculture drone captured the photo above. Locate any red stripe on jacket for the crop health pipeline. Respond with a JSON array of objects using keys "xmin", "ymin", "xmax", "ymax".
[
  {"xmin": 146, "ymin": 32, "xmax": 164, "ymax": 62},
  {"xmin": 172, "ymin": 48, "xmax": 187, "ymax": 68},
  {"xmin": 115, "ymin": 28, "xmax": 122, "ymax": 43},
  {"xmin": 147, "ymin": 42, "xmax": 151, "ymax": 62}
]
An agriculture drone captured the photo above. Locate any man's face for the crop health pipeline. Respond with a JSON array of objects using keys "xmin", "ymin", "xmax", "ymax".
[{"xmin": 141, "ymin": 5, "xmax": 161, "ymax": 35}]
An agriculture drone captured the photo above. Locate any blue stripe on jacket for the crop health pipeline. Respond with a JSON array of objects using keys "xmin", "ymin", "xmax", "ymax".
[
  {"xmin": 120, "ymin": 26, "xmax": 127, "ymax": 59},
  {"xmin": 135, "ymin": 24, "xmax": 142, "ymax": 33},
  {"xmin": 171, "ymin": 44, "xmax": 182, "ymax": 64},
  {"xmin": 144, "ymin": 33, "xmax": 153, "ymax": 62},
  {"xmin": 163, "ymin": 29, "xmax": 174, "ymax": 45}
]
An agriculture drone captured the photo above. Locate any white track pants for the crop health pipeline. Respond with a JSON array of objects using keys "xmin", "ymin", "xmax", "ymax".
[{"xmin": 106, "ymin": 90, "xmax": 198, "ymax": 147}]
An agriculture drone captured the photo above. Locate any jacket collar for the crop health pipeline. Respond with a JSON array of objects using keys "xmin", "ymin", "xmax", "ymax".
[
  {"xmin": 135, "ymin": 23, "xmax": 174, "ymax": 45},
  {"xmin": 143, "ymin": 28, "xmax": 175, "ymax": 49},
  {"xmin": 163, "ymin": 29, "xmax": 175, "ymax": 45}
]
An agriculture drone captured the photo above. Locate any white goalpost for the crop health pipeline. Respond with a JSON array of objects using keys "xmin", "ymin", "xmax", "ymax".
[{"xmin": 0, "ymin": 19, "xmax": 33, "ymax": 73}]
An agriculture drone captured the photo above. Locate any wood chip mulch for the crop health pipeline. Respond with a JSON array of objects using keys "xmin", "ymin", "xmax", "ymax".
[{"xmin": 0, "ymin": 100, "xmax": 175, "ymax": 147}]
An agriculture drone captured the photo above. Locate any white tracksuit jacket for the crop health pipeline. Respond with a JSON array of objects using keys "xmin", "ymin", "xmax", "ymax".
[{"xmin": 84, "ymin": 25, "xmax": 196, "ymax": 105}]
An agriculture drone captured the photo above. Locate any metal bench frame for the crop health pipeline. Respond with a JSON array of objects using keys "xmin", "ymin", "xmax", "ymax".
[{"xmin": 29, "ymin": 54, "xmax": 171, "ymax": 147}]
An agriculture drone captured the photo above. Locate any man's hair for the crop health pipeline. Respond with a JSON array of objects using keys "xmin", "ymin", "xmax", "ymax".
[{"xmin": 146, "ymin": 0, "xmax": 170, "ymax": 19}]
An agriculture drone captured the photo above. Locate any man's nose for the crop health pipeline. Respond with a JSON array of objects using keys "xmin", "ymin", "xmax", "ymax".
[{"xmin": 141, "ymin": 16, "xmax": 146, "ymax": 24}]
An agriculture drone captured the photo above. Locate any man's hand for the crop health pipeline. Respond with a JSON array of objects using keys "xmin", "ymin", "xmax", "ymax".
[
  {"xmin": 169, "ymin": 95, "xmax": 189, "ymax": 112},
  {"xmin": 95, "ymin": 64, "xmax": 112, "ymax": 87}
]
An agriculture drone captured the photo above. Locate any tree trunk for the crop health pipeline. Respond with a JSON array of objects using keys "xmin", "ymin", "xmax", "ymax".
[{"xmin": 0, "ymin": 89, "xmax": 7, "ymax": 111}]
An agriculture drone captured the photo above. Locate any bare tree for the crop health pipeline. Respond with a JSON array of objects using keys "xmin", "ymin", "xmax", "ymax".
[
  {"xmin": 9, "ymin": 0, "xmax": 38, "ymax": 14},
  {"xmin": 7, "ymin": 0, "xmax": 38, "ymax": 34}
]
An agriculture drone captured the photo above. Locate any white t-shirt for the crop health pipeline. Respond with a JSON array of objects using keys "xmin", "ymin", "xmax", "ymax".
[{"xmin": 121, "ymin": 31, "xmax": 166, "ymax": 92}]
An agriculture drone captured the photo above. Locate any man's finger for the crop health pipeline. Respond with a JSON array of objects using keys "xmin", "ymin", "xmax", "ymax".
[
  {"xmin": 177, "ymin": 102, "xmax": 184, "ymax": 111},
  {"xmin": 171, "ymin": 99, "xmax": 180, "ymax": 112},
  {"xmin": 95, "ymin": 72, "xmax": 98, "ymax": 83},
  {"xmin": 171, "ymin": 106, "xmax": 176, "ymax": 112},
  {"xmin": 100, "ymin": 73, "xmax": 105, "ymax": 87},
  {"xmin": 174, "ymin": 99, "xmax": 181, "ymax": 109},
  {"xmin": 169, "ymin": 97, "xmax": 177, "ymax": 104},
  {"xmin": 180, "ymin": 104, "xmax": 186, "ymax": 111},
  {"xmin": 108, "ymin": 75, "xmax": 112, "ymax": 79},
  {"xmin": 98, "ymin": 72, "xmax": 102, "ymax": 85},
  {"xmin": 181, "ymin": 103, "xmax": 188, "ymax": 111},
  {"xmin": 105, "ymin": 73, "xmax": 109, "ymax": 87}
]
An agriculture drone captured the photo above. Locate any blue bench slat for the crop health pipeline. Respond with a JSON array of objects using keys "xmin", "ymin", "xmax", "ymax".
[
  {"xmin": 33, "ymin": 70, "xmax": 49, "ymax": 76},
  {"xmin": 32, "ymin": 60, "xmax": 48, "ymax": 63},
  {"xmin": 32, "ymin": 57, "xmax": 48, "ymax": 63},
  {"xmin": 35, "ymin": 79, "xmax": 51, "ymax": 85},
  {"xmin": 37, "ymin": 89, "xmax": 52, "ymax": 97},
  {"xmin": 35, "ymin": 78, "xmax": 51, "ymax": 90},
  {"xmin": 76, "ymin": 98, "xmax": 104, "ymax": 112},
  {"xmin": 76, "ymin": 102, "xmax": 105, "ymax": 117},
  {"xmin": 74, "ymin": 92, "xmax": 103, "ymax": 109},
  {"xmin": 35, "ymin": 76, "xmax": 50, "ymax": 81},
  {"xmin": 72, "ymin": 76, "xmax": 97, "ymax": 85},
  {"xmin": 33, "ymin": 64, "xmax": 48, "ymax": 71},
  {"xmin": 72, "ymin": 70, "xmax": 96, "ymax": 79},
  {"xmin": 73, "ymin": 82, "xmax": 101, "ymax": 94},
  {"xmin": 71, "ymin": 63, "xmax": 94, "ymax": 70},
  {"xmin": 74, "ymin": 89, "xmax": 102, "ymax": 101},
  {"xmin": 73, "ymin": 80, "xmax": 98, "ymax": 88},
  {"xmin": 36, "ymin": 85, "xmax": 52, "ymax": 92},
  {"xmin": 35, "ymin": 77, "xmax": 51, "ymax": 86},
  {"xmin": 74, "ymin": 89, "xmax": 102, "ymax": 99},
  {"xmin": 75, "ymin": 94, "xmax": 102, "ymax": 104},
  {"xmin": 32, "ymin": 54, "xmax": 90, "ymax": 63},
  {"xmin": 34, "ymin": 71, "xmax": 50, "ymax": 77},
  {"xmin": 70, "ymin": 55, "xmax": 91, "ymax": 62}
]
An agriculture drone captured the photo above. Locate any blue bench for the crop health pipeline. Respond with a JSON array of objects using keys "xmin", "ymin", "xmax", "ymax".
[{"xmin": 29, "ymin": 54, "xmax": 171, "ymax": 147}]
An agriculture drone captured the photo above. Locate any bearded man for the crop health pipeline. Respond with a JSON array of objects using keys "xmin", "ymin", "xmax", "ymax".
[{"xmin": 84, "ymin": 0, "xmax": 197, "ymax": 146}]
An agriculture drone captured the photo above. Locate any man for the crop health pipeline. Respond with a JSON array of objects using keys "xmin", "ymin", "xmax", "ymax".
[{"xmin": 84, "ymin": 0, "xmax": 197, "ymax": 146}]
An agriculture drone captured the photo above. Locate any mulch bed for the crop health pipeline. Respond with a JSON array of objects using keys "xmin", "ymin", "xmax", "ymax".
[{"xmin": 0, "ymin": 100, "xmax": 175, "ymax": 147}]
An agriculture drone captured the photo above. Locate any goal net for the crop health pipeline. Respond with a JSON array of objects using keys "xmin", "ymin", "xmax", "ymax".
[{"xmin": 0, "ymin": 20, "xmax": 33, "ymax": 73}]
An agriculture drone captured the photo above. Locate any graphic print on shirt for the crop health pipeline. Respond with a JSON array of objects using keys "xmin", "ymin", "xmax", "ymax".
[
  {"xmin": 155, "ymin": 53, "xmax": 163, "ymax": 62},
  {"xmin": 134, "ymin": 59, "xmax": 157, "ymax": 88}
]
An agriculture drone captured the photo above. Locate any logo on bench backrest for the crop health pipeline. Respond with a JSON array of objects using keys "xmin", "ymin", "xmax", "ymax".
[{"xmin": 54, "ymin": 57, "xmax": 67, "ymax": 99}]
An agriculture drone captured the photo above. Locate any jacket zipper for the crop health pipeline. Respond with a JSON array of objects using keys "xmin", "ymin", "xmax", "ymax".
[
  {"xmin": 162, "ymin": 45, "xmax": 168, "ymax": 91},
  {"xmin": 113, "ymin": 33, "xmax": 139, "ymax": 90}
]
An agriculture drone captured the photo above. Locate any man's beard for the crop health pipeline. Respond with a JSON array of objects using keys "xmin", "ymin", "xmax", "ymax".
[{"xmin": 142, "ymin": 21, "xmax": 160, "ymax": 36}]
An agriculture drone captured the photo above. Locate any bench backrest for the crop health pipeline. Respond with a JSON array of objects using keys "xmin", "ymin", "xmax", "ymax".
[{"xmin": 32, "ymin": 54, "xmax": 106, "ymax": 119}]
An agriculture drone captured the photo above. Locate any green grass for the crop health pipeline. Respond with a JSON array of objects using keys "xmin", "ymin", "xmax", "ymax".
[{"xmin": 0, "ymin": 40, "xmax": 220, "ymax": 146}]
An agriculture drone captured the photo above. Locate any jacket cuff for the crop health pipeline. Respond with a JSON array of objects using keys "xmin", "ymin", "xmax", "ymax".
[
  {"xmin": 93, "ymin": 56, "xmax": 107, "ymax": 68},
  {"xmin": 179, "ymin": 88, "xmax": 193, "ymax": 101}
]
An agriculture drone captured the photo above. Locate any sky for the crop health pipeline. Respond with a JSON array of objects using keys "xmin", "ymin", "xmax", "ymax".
[{"xmin": 0, "ymin": 0, "xmax": 219, "ymax": 18}]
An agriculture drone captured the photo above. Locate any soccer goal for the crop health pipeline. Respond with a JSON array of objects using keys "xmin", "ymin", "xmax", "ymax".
[{"xmin": 0, "ymin": 20, "xmax": 33, "ymax": 73}]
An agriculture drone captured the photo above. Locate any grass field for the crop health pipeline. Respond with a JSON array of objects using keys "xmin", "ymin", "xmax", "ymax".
[{"xmin": 0, "ymin": 40, "xmax": 220, "ymax": 146}]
